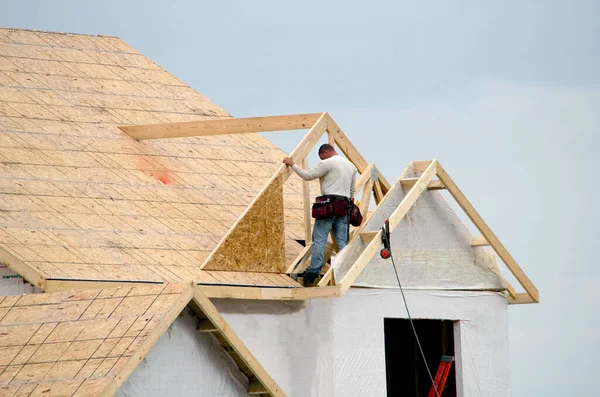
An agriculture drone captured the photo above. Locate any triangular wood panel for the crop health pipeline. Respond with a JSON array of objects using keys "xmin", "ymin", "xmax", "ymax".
[{"xmin": 202, "ymin": 175, "xmax": 286, "ymax": 273}]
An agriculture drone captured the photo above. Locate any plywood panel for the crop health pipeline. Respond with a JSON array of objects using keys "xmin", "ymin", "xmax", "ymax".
[
  {"xmin": 0, "ymin": 28, "xmax": 310, "ymax": 285},
  {"xmin": 203, "ymin": 176, "xmax": 286, "ymax": 273},
  {"xmin": 0, "ymin": 283, "xmax": 191, "ymax": 397}
]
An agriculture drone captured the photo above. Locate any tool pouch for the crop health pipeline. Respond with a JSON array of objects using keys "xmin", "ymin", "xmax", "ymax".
[
  {"xmin": 312, "ymin": 198, "xmax": 333, "ymax": 220},
  {"xmin": 333, "ymin": 199, "xmax": 349, "ymax": 217},
  {"xmin": 348, "ymin": 201, "xmax": 363, "ymax": 227}
]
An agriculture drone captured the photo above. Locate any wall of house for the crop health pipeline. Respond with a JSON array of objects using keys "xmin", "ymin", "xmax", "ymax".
[
  {"xmin": 215, "ymin": 289, "xmax": 510, "ymax": 397},
  {"xmin": 333, "ymin": 184, "xmax": 507, "ymax": 291},
  {"xmin": 117, "ymin": 308, "xmax": 250, "ymax": 397},
  {"xmin": 118, "ymin": 289, "xmax": 509, "ymax": 397}
]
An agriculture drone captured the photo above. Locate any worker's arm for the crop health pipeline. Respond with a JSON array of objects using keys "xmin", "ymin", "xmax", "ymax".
[
  {"xmin": 350, "ymin": 171, "xmax": 356, "ymax": 198},
  {"xmin": 290, "ymin": 161, "xmax": 330, "ymax": 181}
]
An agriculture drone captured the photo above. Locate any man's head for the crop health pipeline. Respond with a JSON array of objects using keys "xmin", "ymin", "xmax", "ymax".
[{"xmin": 318, "ymin": 144, "xmax": 337, "ymax": 160}]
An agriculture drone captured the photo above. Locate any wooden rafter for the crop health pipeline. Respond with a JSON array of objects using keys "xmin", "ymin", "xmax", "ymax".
[
  {"xmin": 0, "ymin": 246, "xmax": 46, "ymax": 289},
  {"xmin": 302, "ymin": 157, "xmax": 312, "ymax": 244},
  {"xmin": 190, "ymin": 286, "xmax": 286, "ymax": 397},
  {"xmin": 200, "ymin": 113, "xmax": 328, "ymax": 270},
  {"xmin": 332, "ymin": 159, "xmax": 538, "ymax": 304},
  {"xmin": 400, "ymin": 178, "xmax": 445, "ymax": 191},
  {"xmin": 324, "ymin": 114, "xmax": 391, "ymax": 194},
  {"xmin": 338, "ymin": 161, "xmax": 438, "ymax": 293},
  {"xmin": 436, "ymin": 162, "xmax": 539, "ymax": 302},
  {"xmin": 119, "ymin": 113, "xmax": 323, "ymax": 140}
]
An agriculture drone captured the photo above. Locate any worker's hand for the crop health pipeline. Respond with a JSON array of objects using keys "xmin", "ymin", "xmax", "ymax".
[{"xmin": 283, "ymin": 157, "xmax": 295, "ymax": 167}]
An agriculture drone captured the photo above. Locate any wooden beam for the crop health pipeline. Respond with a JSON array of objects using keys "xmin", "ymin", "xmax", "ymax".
[
  {"xmin": 120, "ymin": 113, "xmax": 323, "ymax": 140},
  {"xmin": 346, "ymin": 161, "xmax": 415, "ymax": 246},
  {"xmin": 324, "ymin": 114, "xmax": 391, "ymax": 193},
  {"xmin": 339, "ymin": 161, "xmax": 437, "ymax": 292},
  {"xmin": 248, "ymin": 381, "xmax": 269, "ymax": 395},
  {"xmin": 373, "ymin": 179, "xmax": 384, "ymax": 204},
  {"xmin": 508, "ymin": 292, "xmax": 537, "ymax": 304},
  {"xmin": 202, "ymin": 113, "xmax": 328, "ymax": 270},
  {"xmin": 358, "ymin": 178, "xmax": 374, "ymax": 216},
  {"xmin": 286, "ymin": 243, "xmax": 312, "ymax": 274},
  {"xmin": 471, "ymin": 236, "xmax": 490, "ymax": 247},
  {"xmin": 302, "ymin": 157, "xmax": 312, "ymax": 244},
  {"xmin": 317, "ymin": 268, "xmax": 334, "ymax": 287},
  {"xmin": 359, "ymin": 231, "xmax": 379, "ymax": 243},
  {"xmin": 1, "ymin": 246, "xmax": 46, "ymax": 289},
  {"xmin": 197, "ymin": 319, "xmax": 218, "ymax": 332},
  {"xmin": 400, "ymin": 178, "xmax": 445, "ymax": 191},
  {"xmin": 200, "ymin": 284, "xmax": 341, "ymax": 300},
  {"xmin": 327, "ymin": 130, "xmax": 336, "ymax": 146},
  {"xmin": 338, "ymin": 230, "xmax": 383, "ymax": 294},
  {"xmin": 436, "ymin": 162, "xmax": 539, "ymax": 303},
  {"xmin": 413, "ymin": 160, "xmax": 432, "ymax": 173},
  {"xmin": 193, "ymin": 287, "xmax": 285, "ymax": 397},
  {"xmin": 388, "ymin": 161, "xmax": 438, "ymax": 230},
  {"xmin": 99, "ymin": 283, "xmax": 194, "ymax": 396},
  {"xmin": 354, "ymin": 164, "xmax": 375, "ymax": 194},
  {"xmin": 506, "ymin": 283, "xmax": 517, "ymax": 300}
]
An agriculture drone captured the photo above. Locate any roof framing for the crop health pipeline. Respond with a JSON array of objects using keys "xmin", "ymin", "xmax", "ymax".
[
  {"xmin": 333, "ymin": 160, "xmax": 539, "ymax": 305},
  {"xmin": 5, "ymin": 113, "xmax": 538, "ymax": 305}
]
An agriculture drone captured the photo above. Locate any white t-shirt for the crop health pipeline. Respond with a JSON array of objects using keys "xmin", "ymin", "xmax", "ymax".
[{"xmin": 292, "ymin": 155, "xmax": 357, "ymax": 198}]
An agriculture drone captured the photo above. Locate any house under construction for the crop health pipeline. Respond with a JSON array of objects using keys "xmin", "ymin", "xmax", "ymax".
[{"xmin": 0, "ymin": 28, "xmax": 538, "ymax": 397}]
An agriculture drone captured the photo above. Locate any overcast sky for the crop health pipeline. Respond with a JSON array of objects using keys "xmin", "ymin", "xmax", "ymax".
[{"xmin": 2, "ymin": 1, "xmax": 599, "ymax": 395}]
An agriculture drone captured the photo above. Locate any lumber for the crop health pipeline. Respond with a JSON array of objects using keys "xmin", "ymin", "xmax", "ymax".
[
  {"xmin": 359, "ymin": 178, "xmax": 374, "ymax": 216},
  {"xmin": 201, "ymin": 113, "xmax": 328, "ymax": 271},
  {"xmin": 354, "ymin": 164, "xmax": 376, "ymax": 194},
  {"xmin": 436, "ymin": 162, "xmax": 539, "ymax": 303},
  {"xmin": 359, "ymin": 231, "xmax": 379, "ymax": 243},
  {"xmin": 508, "ymin": 292, "xmax": 537, "ymax": 304},
  {"xmin": 347, "ymin": 161, "xmax": 415, "ymax": 246},
  {"xmin": 388, "ymin": 161, "xmax": 438, "ymax": 230},
  {"xmin": 0, "ymin": 246, "xmax": 46, "ymax": 289},
  {"xmin": 506, "ymin": 283, "xmax": 517, "ymax": 300},
  {"xmin": 248, "ymin": 381, "xmax": 269, "ymax": 394},
  {"xmin": 339, "ymin": 161, "xmax": 437, "ymax": 292},
  {"xmin": 286, "ymin": 243, "xmax": 312, "ymax": 274},
  {"xmin": 197, "ymin": 319, "xmax": 218, "ymax": 332},
  {"xmin": 302, "ymin": 157, "xmax": 312, "ymax": 244},
  {"xmin": 200, "ymin": 284, "xmax": 341, "ymax": 300},
  {"xmin": 325, "ymin": 114, "xmax": 391, "ymax": 193},
  {"xmin": 413, "ymin": 160, "xmax": 433, "ymax": 173},
  {"xmin": 120, "ymin": 113, "xmax": 323, "ymax": 140},
  {"xmin": 193, "ymin": 287, "xmax": 286, "ymax": 397},
  {"xmin": 373, "ymin": 179, "xmax": 385, "ymax": 203},
  {"xmin": 400, "ymin": 178, "xmax": 445, "ymax": 191},
  {"xmin": 471, "ymin": 236, "xmax": 490, "ymax": 247}
]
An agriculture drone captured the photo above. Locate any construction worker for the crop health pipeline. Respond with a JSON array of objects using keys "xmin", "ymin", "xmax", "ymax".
[{"xmin": 283, "ymin": 144, "xmax": 357, "ymax": 287}]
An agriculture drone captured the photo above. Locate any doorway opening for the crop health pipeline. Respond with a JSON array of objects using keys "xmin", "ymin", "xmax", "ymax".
[{"xmin": 384, "ymin": 318, "xmax": 456, "ymax": 396}]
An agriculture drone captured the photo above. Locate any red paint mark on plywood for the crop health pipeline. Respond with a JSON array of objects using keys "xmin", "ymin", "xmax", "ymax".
[{"xmin": 141, "ymin": 170, "xmax": 171, "ymax": 185}]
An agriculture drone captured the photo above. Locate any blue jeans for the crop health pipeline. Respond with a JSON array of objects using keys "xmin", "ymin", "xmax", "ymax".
[{"xmin": 304, "ymin": 215, "xmax": 349, "ymax": 283}]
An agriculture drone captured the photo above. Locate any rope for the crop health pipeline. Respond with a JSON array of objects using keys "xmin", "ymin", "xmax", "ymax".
[{"xmin": 389, "ymin": 245, "xmax": 442, "ymax": 397}]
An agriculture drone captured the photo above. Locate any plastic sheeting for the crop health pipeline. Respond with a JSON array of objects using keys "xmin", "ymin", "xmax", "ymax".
[
  {"xmin": 117, "ymin": 308, "xmax": 250, "ymax": 397},
  {"xmin": 0, "ymin": 265, "xmax": 32, "ymax": 295},
  {"xmin": 214, "ymin": 289, "xmax": 511, "ymax": 397},
  {"xmin": 334, "ymin": 183, "xmax": 507, "ymax": 290},
  {"xmin": 115, "ymin": 290, "xmax": 510, "ymax": 396}
]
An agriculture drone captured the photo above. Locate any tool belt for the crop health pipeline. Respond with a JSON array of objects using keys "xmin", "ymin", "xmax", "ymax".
[{"xmin": 311, "ymin": 195, "xmax": 352, "ymax": 220}]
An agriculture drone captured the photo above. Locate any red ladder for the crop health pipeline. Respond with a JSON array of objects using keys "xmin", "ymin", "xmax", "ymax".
[{"xmin": 428, "ymin": 355, "xmax": 454, "ymax": 397}]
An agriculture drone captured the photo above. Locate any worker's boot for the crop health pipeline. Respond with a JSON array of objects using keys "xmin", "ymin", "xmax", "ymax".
[{"xmin": 302, "ymin": 273, "xmax": 317, "ymax": 287}]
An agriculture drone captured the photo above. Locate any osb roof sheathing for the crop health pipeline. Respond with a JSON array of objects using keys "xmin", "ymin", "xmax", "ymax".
[
  {"xmin": 0, "ymin": 28, "xmax": 314, "ymax": 286},
  {"xmin": 0, "ymin": 283, "xmax": 192, "ymax": 397}
]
